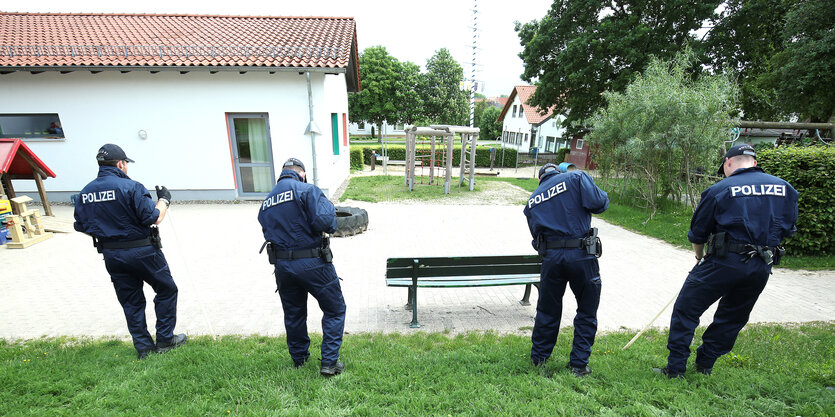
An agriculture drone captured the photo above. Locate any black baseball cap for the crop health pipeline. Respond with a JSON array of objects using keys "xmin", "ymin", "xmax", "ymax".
[
  {"xmin": 96, "ymin": 144, "xmax": 134, "ymax": 163},
  {"xmin": 538, "ymin": 163, "xmax": 558, "ymax": 181},
  {"xmin": 283, "ymin": 157, "xmax": 306, "ymax": 172},
  {"xmin": 717, "ymin": 144, "xmax": 756, "ymax": 175}
]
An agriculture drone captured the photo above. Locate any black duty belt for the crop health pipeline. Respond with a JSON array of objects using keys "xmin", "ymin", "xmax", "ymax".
[
  {"xmin": 99, "ymin": 238, "xmax": 153, "ymax": 250},
  {"xmin": 545, "ymin": 239, "xmax": 584, "ymax": 249},
  {"xmin": 273, "ymin": 247, "xmax": 322, "ymax": 260},
  {"xmin": 727, "ymin": 243, "xmax": 779, "ymax": 253}
]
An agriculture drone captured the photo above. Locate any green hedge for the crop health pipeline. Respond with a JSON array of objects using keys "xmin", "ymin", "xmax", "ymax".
[
  {"xmin": 351, "ymin": 145, "xmax": 520, "ymax": 168},
  {"xmin": 350, "ymin": 148, "xmax": 364, "ymax": 171},
  {"xmin": 556, "ymin": 147, "xmax": 570, "ymax": 163},
  {"xmin": 758, "ymin": 146, "xmax": 834, "ymax": 255}
]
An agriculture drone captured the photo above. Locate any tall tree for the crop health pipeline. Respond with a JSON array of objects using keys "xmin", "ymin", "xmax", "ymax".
[
  {"xmin": 422, "ymin": 48, "xmax": 468, "ymax": 125},
  {"xmin": 348, "ymin": 46, "xmax": 401, "ymax": 140},
  {"xmin": 516, "ymin": 0, "xmax": 720, "ymax": 132},
  {"xmin": 701, "ymin": 0, "xmax": 792, "ymax": 121},
  {"xmin": 395, "ymin": 61, "xmax": 425, "ymax": 125},
  {"xmin": 765, "ymin": 0, "xmax": 835, "ymax": 122},
  {"xmin": 474, "ymin": 101, "xmax": 502, "ymax": 141}
]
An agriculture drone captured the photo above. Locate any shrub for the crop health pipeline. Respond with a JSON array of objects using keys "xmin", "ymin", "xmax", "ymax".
[
  {"xmin": 350, "ymin": 148, "xmax": 364, "ymax": 171},
  {"xmin": 556, "ymin": 147, "xmax": 570, "ymax": 163},
  {"xmin": 757, "ymin": 146, "xmax": 834, "ymax": 255}
]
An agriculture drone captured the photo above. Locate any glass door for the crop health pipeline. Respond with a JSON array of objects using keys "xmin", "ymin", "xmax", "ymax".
[{"xmin": 228, "ymin": 113, "xmax": 275, "ymax": 197}]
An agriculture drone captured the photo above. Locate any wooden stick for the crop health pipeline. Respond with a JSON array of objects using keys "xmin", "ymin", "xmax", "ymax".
[{"xmin": 622, "ymin": 289, "xmax": 680, "ymax": 350}]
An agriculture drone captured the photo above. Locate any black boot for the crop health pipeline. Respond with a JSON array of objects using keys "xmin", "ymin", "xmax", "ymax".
[
  {"xmin": 320, "ymin": 362, "xmax": 345, "ymax": 377},
  {"xmin": 567, "ymin": 363, "xmax": 591, "ymax": 377},
  {"xmin": 695, "ymin": 363, "xmax": 712, "ymax": 375},
  {"xmin": 155, "ymin": 334, "xmax": 187, "ymax": 354},
  {"xmin": 652, "ymin": 366, "xmax": 684, "ymax": 379}
]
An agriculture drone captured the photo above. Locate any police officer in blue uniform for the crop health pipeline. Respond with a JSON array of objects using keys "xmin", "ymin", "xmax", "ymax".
[
  {"xmin": 654, "ymin": 144, "xmax": 798, "ymax": 378},
  {"xmin": 524, "ymin": 163, "xmax": 609, "ymax": 377},
  {"xmin": 74, "ymin": 144, "xmax": 187, "ymax": 359},
  {"xmin": 258, "ymin": 158, "xmax": 346, "ymax": 377}
]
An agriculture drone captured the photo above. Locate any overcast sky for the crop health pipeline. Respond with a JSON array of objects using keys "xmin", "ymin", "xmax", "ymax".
[{"xmin": 2, "ymin": 0, "xmax": 555, "ymax": 97}]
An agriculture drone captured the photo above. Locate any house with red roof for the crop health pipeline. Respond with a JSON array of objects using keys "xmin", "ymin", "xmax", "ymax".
[
  {"xmin": 0, "ymin": 12, "xmax": 360, "ymax": 200},
  {"xmin": 496, "ymin": 86, "xmax": 568, "ymax": 154}
]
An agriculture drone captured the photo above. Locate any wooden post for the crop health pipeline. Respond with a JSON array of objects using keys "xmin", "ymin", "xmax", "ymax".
[
  {"xmin": 33, "ymin": 173, "xmax": 52, "ymax": 216},
  {"xmin": 1, "ymin": 174, "xmax": 15, "ymax": 202}
]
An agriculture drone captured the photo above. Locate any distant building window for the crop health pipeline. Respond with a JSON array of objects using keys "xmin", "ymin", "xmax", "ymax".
[
  {"xmin": 545, "ymin": 136, "xmax": 555, "ymax": 152},
  {"xmin": 357, "ymin": 121, "xmax": 365, "ymax": 130},
  {"xmin": 576, "ymin": 139, "xmax": 584, "ymax": 149},
  {"xmin": 512, "ymin": 105, "xmax": 517, "ymax": 117},
  {"xmin": 524, "ymin": 133, "xmax": 529, "ymax": 144},
  {"xmin": 0, "ymin": 114, "xmax": 65, "ymax": 139},
  {"xmin": 516, "ymin": 132, "xmax": 522, "ymax": 145},
  {"xmin": 518, "ymin": 109, "xmax": 524, "ymax": 119}
]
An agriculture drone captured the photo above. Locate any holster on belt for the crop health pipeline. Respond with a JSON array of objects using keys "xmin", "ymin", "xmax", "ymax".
[
  {"xmin": 259, "ymin": 241, "xmax": 277, "ymax": 265},
  {"xmin": 705, "ymin": 232, "xmax": 728, "ymax": 258},
  {"xmin": 321, "ymin": 234, "xmax": 333, "ymax": 263},
  {"xmin": 583, "ymin": 228, "xmax": 602, "ymax": 258},
  {"xmin": 149, "ymin": 226, "xmax": 162, "ymax": 249}
]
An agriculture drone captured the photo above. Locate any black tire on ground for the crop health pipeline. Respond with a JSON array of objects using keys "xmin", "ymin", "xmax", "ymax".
[{"xmin": 333, "ymin": 206, "xmax": 369, "ymax": 237}]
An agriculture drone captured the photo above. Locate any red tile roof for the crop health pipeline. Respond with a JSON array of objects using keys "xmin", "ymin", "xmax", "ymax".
[
  {"xmin": 497, "ymin": 85, "xmax": 557, "ymax": 125},
  {"xmin": 0, "ymin": 138, "xmax": 57, "ymax": 178},
  {"xmin": 0, "ymin": 13, "xmax": 359, "ymax": 74}
]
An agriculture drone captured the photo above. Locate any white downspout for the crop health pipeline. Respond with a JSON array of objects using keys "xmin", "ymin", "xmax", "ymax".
[{"xmin": 305, "ymin": 71, "xmax": 321, "ymax": 187}]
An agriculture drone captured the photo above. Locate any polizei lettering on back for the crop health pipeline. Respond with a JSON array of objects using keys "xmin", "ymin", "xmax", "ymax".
[
  {"xmin": 729, "ymin": 184, "xmax": 786, "ymax": 198},
  {"xmin": 262, "ymin": 190, "xmax": 294, "ymax": 210},
  {"xmin": 528, "ymin": 181, "xmax": 567, "ymax": 209},
  {"xmin": 81, "ymin": 190, "xmax": 116, "ymax": 204}
]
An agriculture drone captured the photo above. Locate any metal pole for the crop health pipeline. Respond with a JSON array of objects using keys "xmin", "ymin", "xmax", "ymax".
[{"xmin": 305, "ymin": 72, "xmax": 319, "ymax": 186}]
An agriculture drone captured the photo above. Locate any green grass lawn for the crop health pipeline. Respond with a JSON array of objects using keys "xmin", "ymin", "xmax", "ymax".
[
  {"xmin": 2, "ymin": 324, "xmax": 832, "ymax": 416},
  {"xmin": 339, "ymin": 175, "xmax": 490, "ymax": 203}
]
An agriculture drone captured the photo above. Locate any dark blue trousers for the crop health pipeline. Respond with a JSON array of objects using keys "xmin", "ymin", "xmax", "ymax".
[
  {"xmin": 666, "ymin": 256, "xmax": 770, "ymax": 373},
  {"xmin": 531, "ymin": 254, "xmax": 601, "ymax": 367},
  {"xmin": 103, "ymin": 246, "xmax": 178, "ymax": 353},
  {"xmin": 275, "ymin": 258, "xmax": 346, "ymax": 366}
]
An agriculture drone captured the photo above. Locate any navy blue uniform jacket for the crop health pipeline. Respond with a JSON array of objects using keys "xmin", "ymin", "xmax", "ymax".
[
  {"xmin": 688, "ymin": 166, "xmax": 798, "ymax": 258},
  {"xmin": 524, "ymin": 171, "xmax": 609, "ymax": 259},
  {"xmin": 258, "ymin": 170, "xmax": 337, "ymax": 250},
  {"xmin": 74, "ymin": 166, "xmax": 160, "ymax": 240}
]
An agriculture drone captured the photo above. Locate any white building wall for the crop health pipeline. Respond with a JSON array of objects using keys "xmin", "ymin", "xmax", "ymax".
[
  {"xmin": 0, "ymin": 70, "xmax": 350, "ymax": 200},
  {"xmin": 348, "ymin": 120, "xmax": 407, "ymax": 137},
  {"xmin": 501, "ymin": 95, "xmax": 534, "ymax": 152},
  {"xmin": 534, "ymin": 115, "xmax": 568, "ymax": 152}
]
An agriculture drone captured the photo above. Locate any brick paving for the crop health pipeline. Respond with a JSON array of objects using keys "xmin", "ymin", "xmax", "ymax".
[{"xmin": 1, "ymin": 197, "xmax": 832, "ymax": 342}]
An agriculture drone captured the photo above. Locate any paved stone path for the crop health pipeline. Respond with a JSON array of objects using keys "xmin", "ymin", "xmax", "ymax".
[{"xmin": 2, "ymin": 195, "xmax": 832, "ymax": 341}]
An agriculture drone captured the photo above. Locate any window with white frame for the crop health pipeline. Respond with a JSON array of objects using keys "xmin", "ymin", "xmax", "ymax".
[
  {"xmin": 512, "ymin": 105, "xmax": 517, "ymax": 118},
  {"xmin": 576, "ymin": 139, "xmax": 585, "ymax": 149},
  {"xmin": 357, "ymin": 121, "xmax": 365, "ymax": 129},
  {"xmin": 0, "ymin": 114, "xmax": 65, "ymax": 139}
]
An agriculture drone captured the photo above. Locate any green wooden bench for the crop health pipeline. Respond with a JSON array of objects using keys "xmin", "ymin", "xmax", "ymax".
[{"xmin": 385, "ymin": 255, "xmax": 542, "ymax": 328}]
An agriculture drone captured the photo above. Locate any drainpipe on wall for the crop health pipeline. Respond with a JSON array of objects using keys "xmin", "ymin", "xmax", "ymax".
[{"xmin": 305, "ymin": 71, "xmax": 321, "ymax": 187}]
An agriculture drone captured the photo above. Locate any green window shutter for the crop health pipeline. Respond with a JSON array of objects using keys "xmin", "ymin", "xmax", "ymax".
[{"xmin": 331, "ymin": 113, "xmax": 339, "ymax": 155}]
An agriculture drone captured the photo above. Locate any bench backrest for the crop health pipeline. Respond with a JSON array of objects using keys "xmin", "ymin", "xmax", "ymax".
[{"xmin": 386, "ymin": 255, "xmax": 542, "ymax": 279}]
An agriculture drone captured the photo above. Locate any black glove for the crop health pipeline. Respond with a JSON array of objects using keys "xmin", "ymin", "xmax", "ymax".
[{"xmin": 155, "ymin": 185, "xmax": 172, "ymax": 205}]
